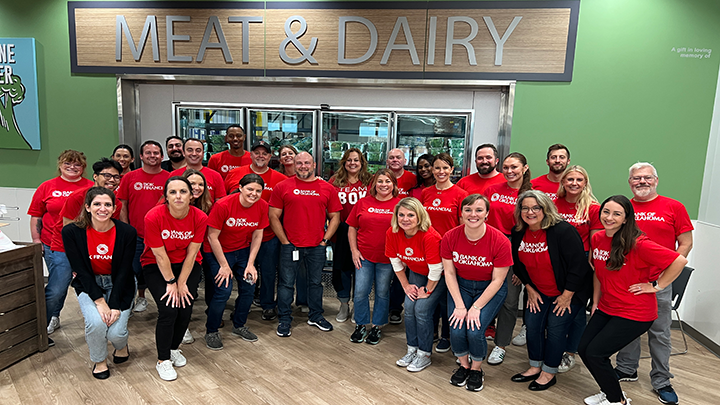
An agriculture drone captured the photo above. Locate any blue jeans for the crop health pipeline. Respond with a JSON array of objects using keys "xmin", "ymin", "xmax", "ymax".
[
  {"xmin": 76, "ymin": 275, "xmax": 131, "ymax": 363},
  {"xmin": 278, "ymin": 243, "xmax": 325, "ymax": 323},
  {"xmin": 353, "ymin": 259, "xmax": 393, "ymax": 326},
  {"xmin": 405, "ymin": 272, "xmax": 447, "ymax": 353},
  {"xmin": 448, "ymin": 277, "xmax": 508, "ymax": 362},
  {"xmin": 205, "ymin": 248, "xmax": 255, "ymax": 332},
  {"xmin": 525, "ymin": 291, "xmax": 580, "ymax": 373},
  {"xmin": 258, "ymin": 237, "xmax": 280, "ymax": 310},
  {"xmin": 132, "ymin": 237, "xmax": 146, "ymax": 290},
  {"xmin": 43, "ymin": 244, "xmax": 73, "ymax": 321}
]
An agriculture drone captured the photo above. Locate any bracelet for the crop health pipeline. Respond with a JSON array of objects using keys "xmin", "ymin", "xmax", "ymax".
[{"xmin": 472, "ymin": 304, "xmax": 480, "ymax": 310}]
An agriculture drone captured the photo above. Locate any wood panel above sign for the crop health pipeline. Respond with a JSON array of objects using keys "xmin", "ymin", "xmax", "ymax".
[{"xmin": 68, "ymin": 1, "xmax": 580, "ymax": 81}]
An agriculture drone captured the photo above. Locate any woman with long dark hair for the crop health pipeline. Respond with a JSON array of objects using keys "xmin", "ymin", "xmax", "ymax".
[
  {"xmin": 579, "ymin": 195, "xmax": 686, "ymax": 405},
  {"xmin": 112, "ymin": 144, "xmax": 135, "ymax": 175},
  {"xmin": 141, "ymin": 176, "xmax": 208, "ymax": 381},
  {"xmin": 482, "ymin": 152, "xmax": 532, "ymax": 365},
  {"xmin": 509, "ymin": 190, "xmax": 591, "ymax": 391},
  {"xmin": 62, "ymin": 187, "xmax": 136, "ymax": 379},
  {"xmin": 329, "ymin": 148, "xmax": 373, "ymax": 322},
  {"xmin": 408, "ymin": 153, "xmax": 435, "ymax": 200}
]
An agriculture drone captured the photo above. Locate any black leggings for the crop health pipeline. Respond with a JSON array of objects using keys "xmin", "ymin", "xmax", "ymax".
[
  {"xmin": 144, "ymin": 262, "xmax": 202, "ymax": 361},
  {"xmin": 579, "ymin": 310, "xmax": 652, "ymax": 403}
]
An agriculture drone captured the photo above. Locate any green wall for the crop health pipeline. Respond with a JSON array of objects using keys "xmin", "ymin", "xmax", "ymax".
[{"xmin": 1, "ymin": 0, "xmax": 718, "ymax": 218}]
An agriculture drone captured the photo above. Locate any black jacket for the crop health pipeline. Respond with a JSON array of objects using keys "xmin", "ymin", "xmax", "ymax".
[
  {"xmin": 511, "ymin": 221, "xmax": 592, "ymax": 306},
  {"xmin": 62, "ymin": 219, "xmax": 137, "ymax": 311}
]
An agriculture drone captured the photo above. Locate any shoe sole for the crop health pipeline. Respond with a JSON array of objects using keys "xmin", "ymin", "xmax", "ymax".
[
  {"xmin": 466, "ymin": 384, "xmax": 484, "ymax": 392},
  {"xmin": 389, "ymin": 320, "xmax": 402, "ymax": 325},
  {"xmin": 487, "ymin": 359, "xmax": 504, "ymax": 366},
  {"xmin": 435, "ymin": 346, "xmax": 451, "ymax": 353},
  {"xmin": 512, "ymin": 341, "xmax": 526, "ymax": 346},
  {"xmin": 276, "ymin": 327, "xmax": 292, "ymax": 337},
  {"xmin": 450, "ymin": 378, "xmax": 468, "ymax": 387},
  {"xmin": 407, "ymin": 364, "xmax": 431, "ymax": 372},
  {"xmin": 307, "ymin": 320, "xmax": 332, "ymax": 331},
  {"xmin": 206, "ymin": 344, "xmax": 223, "ymax": 351},
  {"xmin": 366, "ymin": 337, "xmax": 380, "ymax": 345},
  {"xmin": 350, "ymin": 334, "xmax": 366, "ymax": 343},
  {"xmin": 232, "ymin": 333, "xmax": 259, "ymax": 342},
  {"xmin": 262, "ymin": 315, "xmax": 278, "ymax": 321},
  {"xmin": 618, "ymin": 376, "xmax": 638, "ymax": 382}
]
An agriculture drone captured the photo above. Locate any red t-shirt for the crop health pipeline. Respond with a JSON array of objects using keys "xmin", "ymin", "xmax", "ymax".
[
  {"xmin": 207, "ymin": 150, "xmax": 252, "ymax": 178},
  {"xmin": 170, "ymin": 166, "xmax": 227, "ymax": 201},
  {"xmin": 207, "ymin": 195, "xmax": 269, "ymax": 252},
  {"xmin": 87, "ymin": 226, "xmax": 116, "ymax": 275},
  {"xmin": 395, "ymin": 171, "xmax": 417, "ymax": 197},
  {"xmin": 409, "ymin": 185, "xmax": 426, "ymax": 200},
  {"xmin": 631, "ymin": 196, "xmax": 694, "ymax": 251},
  {"xmin": 457, "ymin": 172, "xmax": 505, "ymax": 195},
  {"xmin": 330, "ymin": 178, "xmax": 369, "ymax": 222},
  {"xmin": 555, "ymin": 199, "xmax": 602, "ymax": 252},
  {"xmin": 518, "ymin": 230, "xmax": 560, "ymax": 296},
  {"xmin": 49, "ymin": 186, "xmax": 124, "ymax": 252},
  {"xmin": 421, "ymin": 185, "xmax": 468, "ymax": 236},
  {"xmin": 116, "ymin": 169, "xmax": 170, "ymax": 238},
  {"xmin": 440, "ymin": 224, "xmax": 512, "ymax": 281},
  {"xmin": 385, "ymin": 226, "xmax": 442, "ymax": 276},
  {"xmin": 140, "ymin": 205, "xmax": 208, "ymax": 266},
  {"xmin": 531, "ymin": 175, "xmax": 560, "ymax": 201},
  {"xmin": 346, "ymin": 196, "xmax": 400, "ymax": 264},
  {"xmin": 483, "ymin": 182, "xmax": 518, "ymax": 235},
  {"xmin": 27, "ymin": 176, "xmax": 94, "ymax": 246},
  {"xmin": 592, "ymin": 233, "xmax": 679, "ymax": 322},
  {"xmin": 268, "ymin": 177, "xmax": 342, "ymax": 247}
]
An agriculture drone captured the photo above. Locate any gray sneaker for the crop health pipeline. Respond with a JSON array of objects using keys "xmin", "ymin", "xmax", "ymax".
[
  {"xmin": 205, "ymin": 332, "xmax": 223, "ymax": 350},
  {"xmin": 396, "ymin": 346, "xmax": 418, "ymax": 367},
  {"xmin": 407, "ymin": 350, "xmax": 432, "ymax": 372},
  {"xmin": 232, "ymin": 326, "xmax": 258, "ymax": 342}
]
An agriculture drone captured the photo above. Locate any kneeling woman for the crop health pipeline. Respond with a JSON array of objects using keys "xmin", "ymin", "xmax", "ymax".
[
  {"xmin": 443, "ymin": 194, "xmax": 512, "ymax": 392},
  {"xmin": 63, "ymin": 187, "xmax": 136, "ymax": 379},
  {"xmin": 141, "ymin": 176, "xmax": 208, "ymax": 381},
  {"xmin": 579, "ymin": 196, "xmax": 686, "ymax": 405},
  {"xmin": 385, "ymin": 197, "xmax": 445, "ymax": 372},
  {"xmin": 510, "ymin": 190, "xmax": 591, "ymax": 391},
  {"xmin": 205, "ymin": 174, "xmax": 268, "ymax": 349}
]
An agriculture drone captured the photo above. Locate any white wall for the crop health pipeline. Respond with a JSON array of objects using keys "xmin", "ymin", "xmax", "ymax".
[
  {"xmin": 681, "ymin": 62, "xmax": 720, "ymax": 346},
  {"xmin": 0, "ymin": 186, "xmax": 35, "ymax": 243}
]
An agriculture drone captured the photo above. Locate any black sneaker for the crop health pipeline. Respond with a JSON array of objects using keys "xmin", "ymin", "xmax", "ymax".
[
  {"xmin": 277, "ymin": 322, "xmax": 292, "ymax": 337},
  {"xmin": 450, "ymin": 365, "xmax": 470, "ymax": 387},
  {"xmin": 366, "ymin": 326, "xmax": 381, "ymax": 345},
  {"xmin": 614, "ymin": 367, "xmax": 639, "ymax": 382},
  {"xmin": 307, "ymin": 318, "xmax": 333, "ymax": 332},
  {"xmin": 262, "ymin": 308, "xmax": 278, "ymax": 321},
  {"xmin": 47, "ymin": 337, "xmax": 55, "ymax": 347},
  {"xmin": 350, "ymin": 325, "xmax": 367, "ymax": 343},
  {"xmin": 466, "ymin": 369, "xmax": 485, "ymax": 392},
  {"xmin": 389, "ymin": 311, "xmax": 402, "ymax": 325}
]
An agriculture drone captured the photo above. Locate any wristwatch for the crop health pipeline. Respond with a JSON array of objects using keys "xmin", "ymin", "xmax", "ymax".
[
  {"xmin": 166, "ymin": 277, "xmax": 177, "ymax": 285},
  {"xmin": 652, "ymin": 280, "xmax": 663, "ymax": 291},
  {"xmin": 321, "ymin": 238, "xmax": 330, "ymax": 245},
  {"xmin": 423, "ymin": 286, "xmax": 433, "ymax": 295}
]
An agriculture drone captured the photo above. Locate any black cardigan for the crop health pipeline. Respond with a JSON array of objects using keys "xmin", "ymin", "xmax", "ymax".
[
  {"xmin": 62, "ymin": 219, "xmax": 137, "ymax": 311},
  {"xmin": 511, "ymin": 221, "xmax": 592, "ymax": 306}
]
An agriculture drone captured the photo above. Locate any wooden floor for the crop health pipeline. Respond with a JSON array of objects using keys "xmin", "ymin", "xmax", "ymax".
[{"xmin": 2, "ymin": 288, "xmax": 720, "ymax": 405}]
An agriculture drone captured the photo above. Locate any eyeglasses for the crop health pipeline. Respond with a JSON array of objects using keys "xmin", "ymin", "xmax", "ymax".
[
  {"xmin": 521, "ymin": 206, "xmax": 542, "ymax": 213},
  {"xmin": 97, "ymin": 172, "xmax": 122, "ymax": 181},
  {"xmin": 630, "ymin": 175, "xmax": 656, "ymax": 183},
  {"xmin": 62, "ymin": 162, "xmax": 83, "ymax": 169}
]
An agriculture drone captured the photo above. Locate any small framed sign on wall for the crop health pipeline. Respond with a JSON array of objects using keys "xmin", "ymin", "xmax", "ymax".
[{"xmin": 0, "ymin": 38, "xmax": 40, "ymax": 150}]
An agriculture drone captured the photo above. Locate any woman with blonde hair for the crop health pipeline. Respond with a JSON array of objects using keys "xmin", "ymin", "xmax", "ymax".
[
  {"xmin": 385, "ymin": 197, "xmax": 445, "ymax": 372},
  {"xmin": 277, "ymin": 145, "xmax": 298, "ymax": 176},
  {"xmin": 555, "ymin": 165, "xmax": 603, "ymax": 372}
]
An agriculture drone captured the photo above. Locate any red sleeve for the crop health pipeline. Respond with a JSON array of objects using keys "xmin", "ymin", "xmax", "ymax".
[
  {"xmin": 268, "ymin": 182, "xmax": 285, "ymax": 209},
  {"xmin": 207, "ymin": 200, "xmax": 227, "ymax": 230},
  {"xmin": 423, "ymin": 230, "xmax": 442, "ymax": 265},
  {"xmin": 346, "ymin": 202, "xmax": 361, "ymax": 228},
  {"xmin": 60, "ymin": 192, "xmax": 83, "ymax": 220},
  {"xmin": 144, "ymin": 208, "xmax": 164, "ymax": 249},
  {"xmin": 207, "ymin": 153, "xmax": 220, "ymax": 172},
  {"xmin": 192, "ymin": 209, "xmax": 208, "ymax": 244},
  {"xmin": 636, "ymin": 237, "xmax": 680, "ymax": 280},
  {"xmin": 672, "ymin": 202, "xmax": 694, "ymax": 236},
  {"xmin": 257, "ymin": 200, "xmax": 270, "ymax": 230},
  {"xmin": 210, "ymin": 171, "xmax": 227, "ymax": 199},
  {"xmin": 27, "ymin": 181, "xmax": 49, "ymax": 216},
  {"xmin": 589, "ymin": 204, "xmax": 603, "ymax": 230},
  {"xmin": 440, "ymin": 231, "xmax": 454, "ymax": 260},
  {"xmin": 385, "ymin": 228, "xmax": 397, "ymax": 258},
  {"xmin": 492, "ymin": 230, "xmax": 514, "ymax": 267},
  {"xmin": 116, "ymin": 173, "xmax": 130, "ymax": 200}
]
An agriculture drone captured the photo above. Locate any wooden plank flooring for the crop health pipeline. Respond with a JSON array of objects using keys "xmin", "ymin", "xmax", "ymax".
[{"xmin": 2, "ymin": 288, "xmax": 720, "ymax": 405}]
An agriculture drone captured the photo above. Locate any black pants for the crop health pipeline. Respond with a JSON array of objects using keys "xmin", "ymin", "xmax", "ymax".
[
  {"xmin": 579, "ymin": 310, "xmax": 652, "ymax": 403},
  {"xmin": 144, "ymin": 262, "xmax": 202, "ymax": 361}
]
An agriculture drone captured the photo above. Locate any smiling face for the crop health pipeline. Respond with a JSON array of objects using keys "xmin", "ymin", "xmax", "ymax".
[
  {"xmin": 562, "ymin": 170, "xmax": 587, "ymax": 198},
  {"xmin": 600, "ymin": 201, "xmax": 627, "ymax": 236},
  {"xmin": 475, "ymin": 147, "xmax": 498, "ymax": 175},
  {"xmin": 397, "ymin": 206, "xmax": 419, "ymax": 233},
  {"xmin": 374, "ymin": 174, "xmax": 394, "ymax": 199},
  {"xmin": 520, "ymin": 197, "xmax": 544, "ymax": 230},
  {"xmin": 141, "ymin": 144, "xmax": 162, "ymax": 167},
  {"xmin": 386, "ymin": 149, "xmax": 406, "ymax": 171},
  {"xmin": 295, "ymin": 152, "xmax": 316, "ymax": 180},
  {"xmin": 547, "ymin": 148, "xmax": 569, "ymax": 174},
  {"xmin": 629, "ymin": 166, "xmax": 658, "ymax": 201},
  {"xmin": 461, "ymin": 199, "xmax": 489, "ymax": 229},
  {"xmin": 502, "ymin": 157, "xmax": 527, "ymax": 184},
  {"xmin": 226, "ymin": 127, "xmax": 246, "ymax": 150},
  {"xmin": 165, "ymin": 180, "xmax": 191, "ymax": 210},
  {"xmin": 251, "ymin": 147, "xmax": 271, "ymax": 169},
  {"xmin": 344, "ymin": 151, "xmax": 362, "ymax": 176},
  {"xmin": 86, "ymin": 194, "xmax": 115, "ymax": 224},
  {"xmin": 112, "ymin": 148, "xmax": 134, "ymax": 170},
  {"xmin": 416, "ymin": 158, "xmax": 433, "ymax": 180},
  {"xmin": 433, "ymin": 158, "xmax": 453, "ymax": 184},
  {"xmin": 184, "ymin": 140, "xmax": 204, "ymax": 166},
  {"xmin": 187, "ymin": 174, "xmax": 205, "ymax": 201},
  {"xmin": 166, "ymin": 138, "xmax": 184, "ymax": 160},
  {"xmin": 240, "ymin": 181, "xmax": 263, "ymax": 206},
  {"xmin": 93, "ymin": 167, "xmax": 121, "ymax": 191},
  {"xmin": 280, "ymin": 147, "xmax": 296, "ymax": 166},
  {"xmin": 60, "ymin": 160, "xmax": 84, "ymax": 181}
]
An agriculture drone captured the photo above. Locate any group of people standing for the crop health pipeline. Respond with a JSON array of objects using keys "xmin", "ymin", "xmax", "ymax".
[{"xmin": 29, "ymin": 129, "xmax": 692, "ymax": 405}]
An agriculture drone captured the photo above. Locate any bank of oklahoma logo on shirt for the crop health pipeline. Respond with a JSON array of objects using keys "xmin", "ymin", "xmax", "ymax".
[
  {"xmin": 405, "ymin": 247, "xmax": 414, "ymax": 256},
  {"xmin": 454, "ymin": 251, "xmax": 492, "ymax": 267},
  {"xmin": 593, "ymin": 248, "xmax": 610, "ymax": 261},
  {"xmin": 220, "ymin": 165, "xmax": 240, "ymax": 173},
  {"xmin": 225, "ymin": 217, "xmax": 259, "ymax": 227},
  {"xmin": 491, "ymin": 193, "xmax": 516, "ymax": 205},
  {"xmin": 635, "ymin": 212, "xmax": 666, "ymax": 222},
  {"xmin": 432, "ymin": 198, "xmax": 441, "ymax": 207},
  {"xmin": 52, "ymin": 190, "xmax": 72, "ymax": 197},
  {"xmin": 134, "ymin": 182, "xmax": 163, "ymax": 191},
  {"xmin": 161, "ymin": 229, "xmax": 194, "ymax": 240},
  {"xmin": 293, "ymin": 188, "xmax": 320, "ymax": 196},
  {"xmin": 368, "ymin": 207, "xmax": 393, "ymax": 214},
  {"xmin": 97, "ymin": 244, "xmax": 109, "ymax": 255}
]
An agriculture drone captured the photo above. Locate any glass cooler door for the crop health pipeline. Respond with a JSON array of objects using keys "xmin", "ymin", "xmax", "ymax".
[
  {"xmin": 320, "ymin": 112, "xmax": 391, "ymax": 180},
  {"xmin": 175, "ymin": 106, "xmax": 244, "ymax": 162},
  {"xmin": 248, "ymin": 109, "xmax": 316, "ymax": 170}
]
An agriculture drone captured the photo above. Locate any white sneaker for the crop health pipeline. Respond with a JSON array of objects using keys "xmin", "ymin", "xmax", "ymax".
[
  {"xmin": 558, "ymin": 352, "xmax": 576, "ymax": 373},
  {"xmin": 182, "ymin": 329, "xmax": 195, "ymax": 344},
  {"xmin": 407, "ymin": 350, "xmax": 432, "ymax": 372},
  {"xmin": 396, "ymin": 346, "xmax": 417, "ymax": 367},
  {"xmin": 487, "ymin": 346, "xmax": 506, "ymax": 365},
  {"xmin": 597, "ymin": 397, "xmax": 630, "ymax": 405},
  {"xmin": 511, "ymin": 325, "xmax": 527, "ymax": 346},
  {"xmin": 156, "ymin": 360, "xmax": 177, "ymax": 381},
  {"xmin": 585, "ymin": 391, "xmax": 628, "ymax": 405},
  {"xmin": 133, "ymin": 297, "xmax": 148, "ymax": 313},
  {"xmin": 47, "ymin": 316, "xmax": 60, "ymax": 335},
  {"xmin": 170, "ymin": 349, "xmax": 186, "ymax": 367}
]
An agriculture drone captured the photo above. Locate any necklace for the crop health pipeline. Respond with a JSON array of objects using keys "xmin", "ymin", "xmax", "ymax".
[
  {"xmin": 465, "ymin": 228, "xmax": 485, "ymax": 245},
  {"xmin": 529, "ymin": 229, "xmax": 542, "ymax": 239}
]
